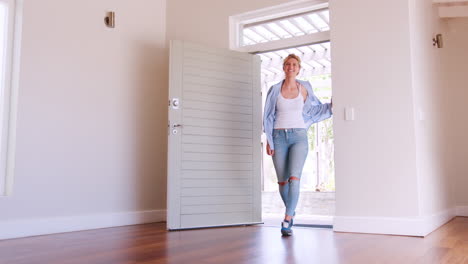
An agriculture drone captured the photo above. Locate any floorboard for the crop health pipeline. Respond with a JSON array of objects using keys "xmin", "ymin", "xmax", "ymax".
[{"xmin": 0, "ymin": 217, "xmax": 467, "ymax": 264}]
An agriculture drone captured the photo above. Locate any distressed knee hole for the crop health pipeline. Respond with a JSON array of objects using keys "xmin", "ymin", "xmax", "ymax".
[
  {"xmin": 278, "ymin": 181, "xmax": 288, "ymax": 186},
  {"xmin": 289, "ymin": 176, "xmax": 300, "ymax": 181}
]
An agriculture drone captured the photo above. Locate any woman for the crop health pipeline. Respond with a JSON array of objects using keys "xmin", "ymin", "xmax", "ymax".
[{"xmin": 263, "ymin": 54, "xmax": 333, "ymax": 236}]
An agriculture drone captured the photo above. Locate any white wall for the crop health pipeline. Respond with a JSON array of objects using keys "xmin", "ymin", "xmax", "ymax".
[
  {"xmin": 0, "ymin": 0, "xmax": 168, "ymax": 238},
  {"xmin": 330, "ymin": 0, "xmax": 420, "ymax": 220},
  {"xmin": 408, "ymin": 0, "xmax": 455, "ymax": 220},
  {"xmin": 442, "ymin": 17, "xmax": 468, "ymax": 213},
  {"xmin": 166, "ymin": 0, "xmax": 293, "ymax": 49},
  {"xmin": 331, "ymin": 0, "xmax": 460, "ymax": 235}
]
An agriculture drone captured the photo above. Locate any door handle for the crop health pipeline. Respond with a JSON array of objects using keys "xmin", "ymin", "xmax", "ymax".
[{"xmin": 171, "ymin": 123, "xmax": 183, "ymax": 135}]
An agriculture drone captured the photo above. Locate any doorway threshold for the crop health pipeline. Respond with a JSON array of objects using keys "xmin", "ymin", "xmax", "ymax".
[{"xmin": 262, "ymin": 213, "xmax": 333, "ymax": 228}]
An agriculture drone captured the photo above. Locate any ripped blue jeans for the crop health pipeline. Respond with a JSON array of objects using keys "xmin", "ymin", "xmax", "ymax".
[{"xmin": 272, "ymin": 128, "xmax": 308, "ymax": 217}]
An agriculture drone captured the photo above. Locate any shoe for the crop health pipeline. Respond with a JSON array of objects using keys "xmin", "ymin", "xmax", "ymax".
[{"xmin": 281, "ymin": 220, "xmax": 293, "ymax": 236}]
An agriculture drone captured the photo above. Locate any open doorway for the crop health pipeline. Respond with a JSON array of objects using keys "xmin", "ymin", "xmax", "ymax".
[
  {"xmin": 229, "ymin": 1, "xmax": 334, "ymax": 226},
  {"xmin": 259, "ymin": 43, "xmax": 334, "ymax": 226}
]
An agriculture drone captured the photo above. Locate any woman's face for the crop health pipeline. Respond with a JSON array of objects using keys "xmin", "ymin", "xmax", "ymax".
[{"xmin": 283, "ymin": 58, "xmax": 300, "ymax": 77}]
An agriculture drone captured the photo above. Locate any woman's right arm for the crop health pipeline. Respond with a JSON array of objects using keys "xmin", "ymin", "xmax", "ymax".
[{"xmin": 263, "ymin": 86, "xmax": 276, "ymax": 152}]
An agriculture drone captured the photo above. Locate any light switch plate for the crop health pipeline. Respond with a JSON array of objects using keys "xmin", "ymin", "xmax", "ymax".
[
  {"xmin": 418, "ymin": 108, "xmax": 425, "ymax": 121},
  {"xmin": 345, "ymin": 107, "xmax": 355, "ymax": 121}
]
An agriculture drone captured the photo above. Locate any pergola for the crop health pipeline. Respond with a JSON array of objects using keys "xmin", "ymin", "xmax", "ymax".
[{"xmin": 239, "ymin": 8, "xmax": 331, "ymax": 83}]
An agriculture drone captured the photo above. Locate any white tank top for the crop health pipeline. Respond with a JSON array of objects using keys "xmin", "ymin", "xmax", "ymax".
[{"xmin": 274, "ymin": 83, "xmax": 306, "ymax": 129}]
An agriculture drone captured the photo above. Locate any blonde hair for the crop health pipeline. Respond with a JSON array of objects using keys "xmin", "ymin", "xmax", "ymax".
[{"xmin": 283, "ymin": 54, "xmax": 301, "ymax": 68}]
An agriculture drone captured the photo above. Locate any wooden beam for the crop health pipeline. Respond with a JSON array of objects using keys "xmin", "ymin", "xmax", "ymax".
[{"xmin": 236, "ymin": 31, "xmax": 330, "ymax": 54}]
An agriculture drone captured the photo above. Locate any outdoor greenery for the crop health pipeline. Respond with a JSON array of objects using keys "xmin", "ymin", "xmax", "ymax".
[{"xmin": 304, "ymin": 74, "xmax": 335, "ymax": 192}]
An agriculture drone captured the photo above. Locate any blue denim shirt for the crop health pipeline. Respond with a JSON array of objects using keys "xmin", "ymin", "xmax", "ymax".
[{"xmin": 263, "ymin": 79, "xmax": 332, "ymax": 150}]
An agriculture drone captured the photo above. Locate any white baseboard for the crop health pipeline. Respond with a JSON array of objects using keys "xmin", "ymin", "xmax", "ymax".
[
  {"xmin": 333, "ymin": 216, "xmax": 426, "ymax": 237},
  {"xmin": 0, "ymin": 209, "xmax": 166, "ymax": 240},
  {"xmin": 456, "ymin": 205, "xmax": 468, "ymax": 216},
  {"xmin": 421, "ymin": 208, "xmax": 456, "ymax": 236},
  {"xmin": 333, "ymin": 208, "xmax": 456, "ymax": 237}
]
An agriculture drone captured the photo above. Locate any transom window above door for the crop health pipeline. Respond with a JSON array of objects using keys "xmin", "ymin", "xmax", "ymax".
[
  {"xmin": 241, "ymin": 9, "xmax": 329, "ymax": 47},
  {"xmin": 229, "ymin": 0, "xmax": 331, "ymax": 68}
]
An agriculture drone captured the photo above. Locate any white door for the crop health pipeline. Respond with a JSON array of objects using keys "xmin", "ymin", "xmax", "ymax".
[{"xmin": 167, "ymin": 40, "xmax": 262, "ymax": 230}]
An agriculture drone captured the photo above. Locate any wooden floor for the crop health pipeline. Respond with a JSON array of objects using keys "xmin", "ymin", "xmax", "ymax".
[{"xmin": 0, "ymin": 217, "xmax": 467, "ymax": 264}]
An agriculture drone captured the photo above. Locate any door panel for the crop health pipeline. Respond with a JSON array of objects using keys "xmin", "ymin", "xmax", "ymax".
[{"xmin": 167, "ymin": 40, "xmax": 261, "ymax": 230}]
